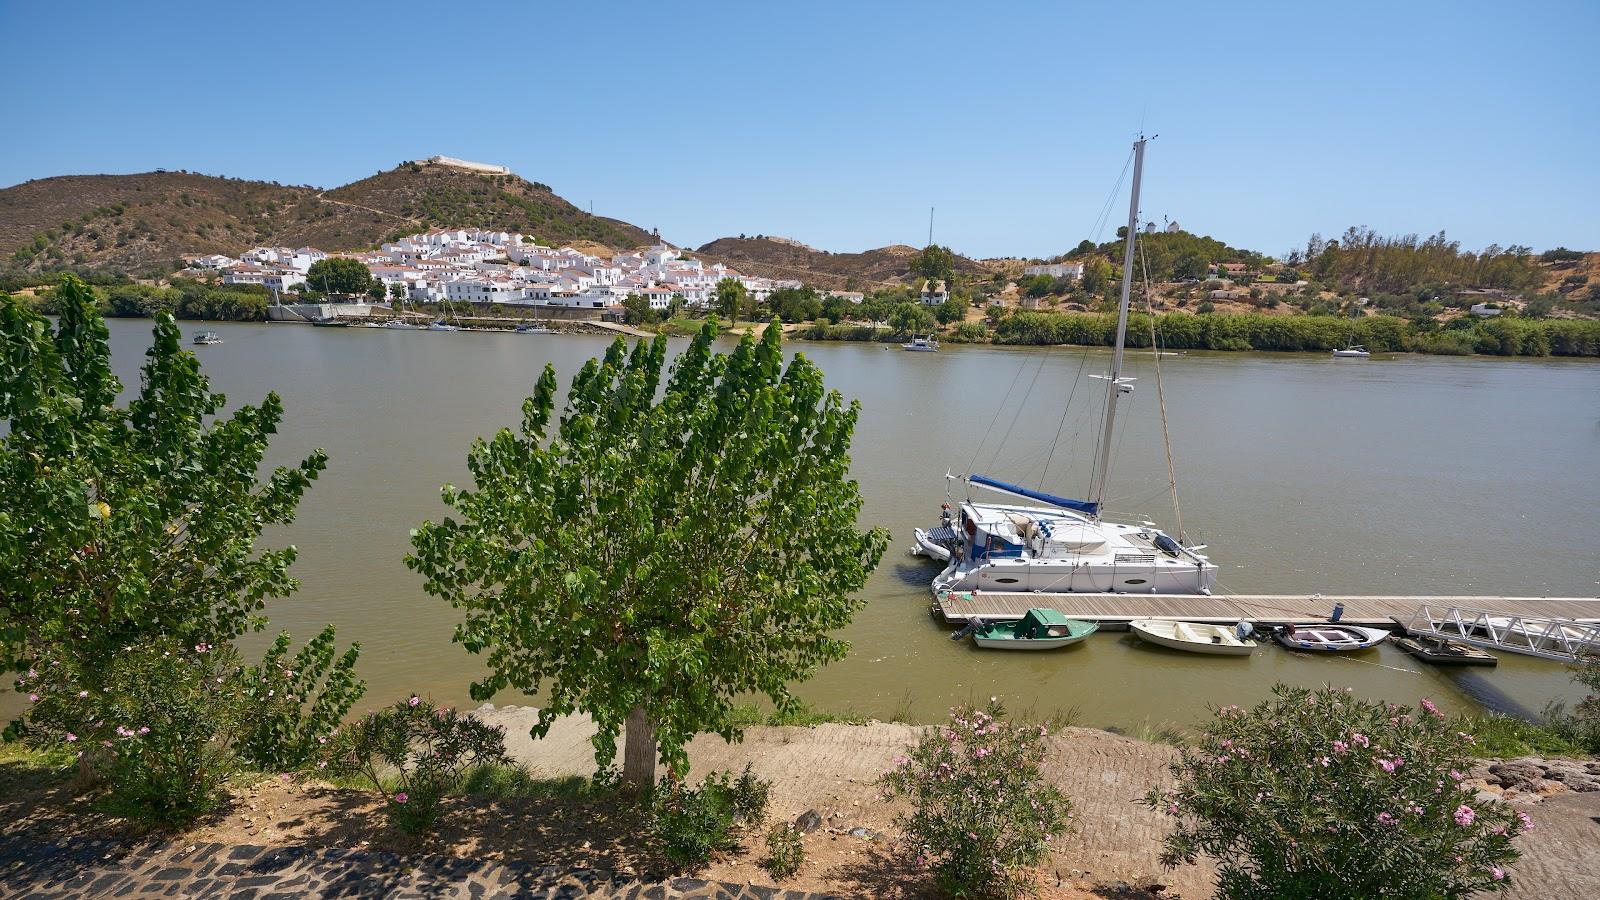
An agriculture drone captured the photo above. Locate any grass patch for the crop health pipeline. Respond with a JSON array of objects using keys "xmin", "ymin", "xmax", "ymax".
[
  {"xmin": 319, "ymin": 762, "xmax": 622, "ymax": 801},
  {"xmin": 1453, "ymin": 714, "xmax": 1590, "ymax": 759},
  {"xmin": 729, "ymin": 701, "xmax": 868, "ymax": 728},
  {"xmin": 1102, "ymin": 717, "xmax": 1189, "ymax": 747}
]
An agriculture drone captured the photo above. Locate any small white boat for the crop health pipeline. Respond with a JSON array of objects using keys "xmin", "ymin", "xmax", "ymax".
[
  {"xmin": 516, "ymin": 323, "xmax": 555, "ymax": 334},
  {"xmin": 1332, "ymin": 346, "xmax": 1370, "ymax": 358},
  {"xmin": 192, "ymin": 331, "xmax": 223, "ymax": 345},
  {"xmin": 384, "ymin": 320, "xmax": 424, "ymax": 330},
  {"xmin": 902, "ymin": 334, "xmax": 939, "ymax": 352},
  {"xmin": 428, "ymin": 321, "xmax": 461, "ymax": 332},
  {"xmin": 911, "ymin": 525, "xmax": 956, "ymax": 562},
  {"xmin": 1130, "ymin": 619, "xmax": 1258, "ymax": 656},
  {"xmin": 1273, "ymin": 623, "xmax": 1388, "ymax": 652}
]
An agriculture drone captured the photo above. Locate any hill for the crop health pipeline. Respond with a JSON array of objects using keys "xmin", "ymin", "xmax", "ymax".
[
  {"xmin": 0, "ymin": 160, "xmax": 656, "ymax": 275},
  {"xmin": 693, "ymin": 236, "xmax": 989, "ymax": 290}
]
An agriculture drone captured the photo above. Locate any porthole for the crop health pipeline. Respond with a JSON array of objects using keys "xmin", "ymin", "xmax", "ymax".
[
  {"xmin": 1124, "ymin": 579, "xmax": 1147, "ymax": 585},
  {"xmin": 994, "ymin": 577, "xmax": 1020, "ymax": 584}
]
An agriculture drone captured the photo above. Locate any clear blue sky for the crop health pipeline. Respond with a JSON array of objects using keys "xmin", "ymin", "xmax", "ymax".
[{"xmin": 3, "ymin": 0, "xmax": 1596, "ymax": 259}]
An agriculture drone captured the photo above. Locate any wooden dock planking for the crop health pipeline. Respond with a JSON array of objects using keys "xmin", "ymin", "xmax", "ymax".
[{"xmin": 932, "ymin": 592, "xmax": 1600, "ymax": 631}]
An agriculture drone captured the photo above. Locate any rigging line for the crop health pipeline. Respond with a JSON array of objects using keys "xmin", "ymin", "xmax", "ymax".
[
  {"xmin": 1038, "ymin": 345, "xmax": 1093, "ymax": 489},
  {"xmin": 964, "ymin": 358, "xmax": 1031, "ymax": 472},
  {"xmin": 991, "ymin": 350, "xmax": 1052, "ymax": 465},
  {"xmin": 1086, "ymin": 149, "xmax": 1135, "ymax": 249},
  {"xmin": 1138, "ymin": 234, "xmax": 1185, "ymax": 539}
]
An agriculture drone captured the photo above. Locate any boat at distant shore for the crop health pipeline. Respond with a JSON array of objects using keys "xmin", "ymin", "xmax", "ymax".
[
  {"xmin": 1332, "ymin": 346, "xmax": 1370, "ymax": 358},
  {"xmin": 384, "ymin": 320, "xmax": 424, "ymax": 330},
  {"xmin": 516, "ymin": 323, "xmax": 555, "ymax": 334},
  {"xmin": 193, "ymin": 331, "xmax": 223, "ymax": 345},
  {"xmin": 902, "ymin": 334, "xmax": 939, "ymax": 352}
]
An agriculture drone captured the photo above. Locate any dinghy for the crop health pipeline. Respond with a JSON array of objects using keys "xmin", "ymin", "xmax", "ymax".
[
  {"xmin": 967, "ymin": 608, "xmax": 1097, "ymax": 650},
  {"xmin": 1273, "ymin": 623, "xmax": 1388, "ymax": 652},
  {"xmin": 1130, "ymin": 619, "xmax": 1257, "ymax": 656}
]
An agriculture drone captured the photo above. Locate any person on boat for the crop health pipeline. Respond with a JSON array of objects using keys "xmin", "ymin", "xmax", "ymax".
[
  {"xmin": 1282, "ymin": 621, "xmax": 1297, "ymax": 638},
  {"xmin": 1235, "ymin": 620, "xmax": 1255, "ymax": 642}
]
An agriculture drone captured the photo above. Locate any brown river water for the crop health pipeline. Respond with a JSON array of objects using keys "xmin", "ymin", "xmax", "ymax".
[{"xmin": 8, "ymin": 318, "xmax": 1600, "ymax": 732}]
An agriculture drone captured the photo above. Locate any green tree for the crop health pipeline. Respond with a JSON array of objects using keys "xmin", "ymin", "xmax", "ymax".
[
  {"xmin": 935, "ymin": 296, "xmax": 968, "ymax": 324},
  {"xmin": 889, "ymin": 302, "xmax": 938, "ymax": 335},
  {"xmin": 306, "ymin": 257, "xmax": 377, "ymax": 297},
  {"xmin": 408, "ymin": 322, "xmax": 888, "ymax": 786},
  {"xmin": 621, "ymin": 293, "xmax": 661, "ymax": 325},
  {"xmin": 911, "ymin": 245, "xmax": 956, "ymax": 284},
  {"xmin": 1081, "ymin": 257, "xmax": 1114, "ymax": 295},
  {"xmin": 366, "ymin": 280, "xmax": 387, "ymax": 301},
  {"xmin": 715, "ymin": 278, "xmax": 748, "ymax": 323}
]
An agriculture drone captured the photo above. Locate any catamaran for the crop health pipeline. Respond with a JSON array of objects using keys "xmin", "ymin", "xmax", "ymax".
[{"xmin": 914, "ymin": 137, "xmax": 1218, "ymax": 596}]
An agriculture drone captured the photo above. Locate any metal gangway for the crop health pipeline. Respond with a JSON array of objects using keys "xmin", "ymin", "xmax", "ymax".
[{"xmin": 1399, "ymin": 605, "xmax": 1600, "ymax": 662}]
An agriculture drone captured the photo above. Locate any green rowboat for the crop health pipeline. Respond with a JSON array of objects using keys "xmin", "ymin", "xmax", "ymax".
[{"xmin": 970, "ymin": 608, "xmax": 1097, "ymax": 650}]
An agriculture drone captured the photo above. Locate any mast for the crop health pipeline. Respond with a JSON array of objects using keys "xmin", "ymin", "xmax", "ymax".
[{"xmin": 1089, "ymin": 136, "xmax": 1147, "ymax": 516}]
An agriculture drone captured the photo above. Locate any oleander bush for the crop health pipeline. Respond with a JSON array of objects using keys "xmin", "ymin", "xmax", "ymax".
[
  {"xmin": 762, "ymin": 823, "xmax": 806, "ymax": 880},
  {"xmin": 17, "ymin": 640, "xmax": 247, "ymax": 827},
  {"xmin": 880, "ymin": 699, "xmax": 1070, "ymax": 900},
  {"xmin": 236, "ymin": 626, "xmax": 366, "ymax": 772},
  {"xmin": 1145, "ymin": 684, "xmax": 1529, "ymax": 899},
  {"xmin": 326, "ymin": 696, "xmax": 510, "ymax": 836}
]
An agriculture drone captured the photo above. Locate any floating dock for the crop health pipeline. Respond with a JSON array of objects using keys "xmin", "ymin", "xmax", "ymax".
[{"xmin": 931, "ymin": 592, "xmax": 1600, "ymax": 631}]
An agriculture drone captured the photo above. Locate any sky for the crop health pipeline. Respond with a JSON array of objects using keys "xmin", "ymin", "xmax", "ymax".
[{"xmin": 2, "ymin": 0, "xmax": 1597, "ymax": 260}]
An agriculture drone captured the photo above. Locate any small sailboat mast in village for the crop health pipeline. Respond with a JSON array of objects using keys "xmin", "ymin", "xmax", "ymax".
[{"xmin": 915, "ymin": 137, "xmax": 1218, "ymax": 596}]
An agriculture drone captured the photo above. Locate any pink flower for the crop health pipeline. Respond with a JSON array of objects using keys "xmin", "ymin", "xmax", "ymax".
[
  {"xmin": 195, "ymin": 643, "xmax": 209, "ymax": 653},
  {"xmin": 27, "ymin": 693, "xmax": 38, "ymax": 703},
  {"xmin": 1517, "ymin": 811, "xmax": 1534, "ymax": 831},
  {"xmin": 137, "ymin": 726, "xmax": 150, "ymax": 735},
  {"xmin": 65, "ymin": 733, "xmax": 77, "ymax": 742},
  {"xmin": 1490, "ymin": 867, "xmax": 1504, "ymax": 881},
  {"xmin": 317, "ymin": 761, "xmax": 328, "ymax": 770},
  {"xmin": 1376, "ymin": 812, "xmax": 1396, "ymax": 826},
  {"xmin": 1449, "ymin": 770, "xmax": 1464, "ymax": 781},
  {"xmin": 1420, "ymin": 698, "xmax": 1442, "ymax": 718},
  {"xmin": 1454, "ymin": 805, "xmax": 1476, "ymax": 826},
  {"xmin": 1352, "ymin": 733, "xmax": 1370, "ymax": 748},
  {"xmin": 394, "ymin": 792, "xmax": 409, "ymax": 804},
  {"xmin": 1379, "ymin": 758, "xmax": 1398, "ymax": 773},
  {"xmin": 1319, "ymin": 756, "xmax": 1331, "ymax": 767},
  {"xmin": 1332, "ymin": 740, "xmax": 1349, "ymax": 754},
  {"xmin": 408, "ymin": 696, "xmax": 420, "ymax": 707},
  {"xmin": 975, "ymin": 747, "xmax": 989, "ymax": 758},
  {"xmin": 78, "ymin": 690, "xmax": 89, "ymax": 698}
]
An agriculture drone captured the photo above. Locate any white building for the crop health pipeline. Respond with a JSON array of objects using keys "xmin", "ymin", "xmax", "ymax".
[
  {"xmin": 919, "ymin": 279, "xmax": 949, "ymax": 305},
  {"xmin": 1469, "ymin": 302, "xmax": 1503, "ymax": 317},
  {"xmin": 1023, "ymin": 262, "xmax": 1085, "ymax": 279}
]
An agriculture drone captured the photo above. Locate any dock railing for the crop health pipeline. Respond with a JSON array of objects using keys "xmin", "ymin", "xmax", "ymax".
[{"xmin": 1399, "ymin": 604, "xmax": 1600, "ymax": 662}]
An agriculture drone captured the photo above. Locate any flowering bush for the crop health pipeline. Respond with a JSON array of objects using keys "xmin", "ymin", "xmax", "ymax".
[
  {"xmin": 325, "ymin": 696, "xmax": 509, "ymax": 836},
  {"xmin": 1145, "ymin": 684, "xmax": 1528, "ymax": 898},
  {"xmin": 236, "ymin": 626, "xmax": 365, "ymax": 771},
  {"xmin": 879, "ymin": 699, "xmax": 1070, "ymax": 900},
  {"xmin": 16, "ymin": 640, "xmax": 246, "ymax": 826}
]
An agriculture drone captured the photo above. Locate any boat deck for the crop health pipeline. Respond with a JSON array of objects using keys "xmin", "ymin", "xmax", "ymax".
[{"xmin": 931, "ymin": 592, "xmax": 1600, "ymax": 631}]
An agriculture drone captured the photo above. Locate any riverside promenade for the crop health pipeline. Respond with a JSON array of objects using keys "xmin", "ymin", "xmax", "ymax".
[{"xmin": 0, "ymin": 838, "xmax": 838, "ymax": 899}]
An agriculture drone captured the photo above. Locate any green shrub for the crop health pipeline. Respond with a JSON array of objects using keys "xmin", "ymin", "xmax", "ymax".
[
  {"xmin": 880, "ymin": 699, "xmax": 1070, "ymax": 900},
  {"xmin": 236, "ymin": 626, "xmax": 365, "ymax": 771},
  {"xmin": 326, "ymin": 696, "xmax": 509, "ymax": 836},
  {"xmin": 1146, "ymin": 685, "xmax": 1528, "ymax": 898},
  {"xmin": 1544, "ymin": 653, "xmax": 1600, "ymax": 754},
  {"xmin": 948, "ymin": 320, "xmax": 990, "ymax": 343},
  {"xmin": 18, "ymin": 640, "xmax": 246, "ymax": 827},
  {"xmin": 762, "ymin": 823, "xmax": 806, "ymax": 880},
  {"xmin": 650, "ymin": 765, "xmax": 772, "ymax": 868}
]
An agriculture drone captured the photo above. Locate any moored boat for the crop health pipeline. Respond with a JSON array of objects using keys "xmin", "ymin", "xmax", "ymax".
[
  {"xmin": 1130, "ymin": 619, "xmax": 1258, "ymax": 656},
  {"xmin": 968, "ymin": 608, "xmax": 1097, "ymax": 650},
  {"xmin": 1332, "ymin": 346, "xmax": 1370, "ymax": 358},
  {"xmin": 428, "ymin": 321, "xmax": 461, "ymax": 331},
  {"xmin": 192, "ymin": 331, "xmax": 223, "ymax": 345},
  {"xmin": 384, "ymin": 320, "xmax": 424, "ymax": 330},
  {"xmin": 516, "ymin": 323, "xmax": 555, "ymax": 334},
  {"xmin": 902, "ymin": 334, "xmax": 939, "ymax": 351},
  {"xmin": 1273, "ymin": 623, "xmax": 1388, "ymax": 652}
]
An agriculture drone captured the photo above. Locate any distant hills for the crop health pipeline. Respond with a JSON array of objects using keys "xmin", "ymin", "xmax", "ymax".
[
  {"xmin": 693, "ymin": 236, "xmax": 988, "ymax": 290},
  {"xmin": 0, "ymin": 160, "xmax": 654, "ymax": 276}
]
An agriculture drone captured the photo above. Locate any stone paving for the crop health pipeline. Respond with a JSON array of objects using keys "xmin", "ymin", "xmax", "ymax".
[{"xmin": 0, "ymin": 838, "xmax": 839, "ymax": 900}]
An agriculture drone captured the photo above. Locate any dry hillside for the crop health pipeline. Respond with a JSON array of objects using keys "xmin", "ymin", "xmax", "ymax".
[
  {"xmin": 693, "ymin": 236, "xmax": 989, "ymax": 290},
  {"xmin": 0, "ymin": 160, "xmax": 655, "ymax": 275}
]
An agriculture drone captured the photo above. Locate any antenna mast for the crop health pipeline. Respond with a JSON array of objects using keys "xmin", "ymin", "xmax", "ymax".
[{"xmin": 928, "ymin": 206, "xmax": 934, "ymax": 246}]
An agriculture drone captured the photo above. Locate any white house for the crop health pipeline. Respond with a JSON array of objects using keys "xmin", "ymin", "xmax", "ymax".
[
  {"xmin": 189, "ymin": 254, "xmax": 237, "ymax": 270},
  {"xmin": 1023, "ymin": 262, "xmax": 1085, "ymax": 279},
  {"xmin": 919, "ymin": 279, "xmax": 949, "ymax": 305},
  {"xmin": 1469, "ymin": 302, "xmax": 1503, "ymax": 317}
]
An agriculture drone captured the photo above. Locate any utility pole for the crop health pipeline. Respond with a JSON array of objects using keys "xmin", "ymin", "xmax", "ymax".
[{"xmin": 927, "ymin": 207, "xmax": 934, "ymax": 247}]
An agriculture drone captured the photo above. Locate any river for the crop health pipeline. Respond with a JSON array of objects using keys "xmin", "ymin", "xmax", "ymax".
[{"xmin": 13, "ymin": 318, "xmax": 1600, "ymax": 732}]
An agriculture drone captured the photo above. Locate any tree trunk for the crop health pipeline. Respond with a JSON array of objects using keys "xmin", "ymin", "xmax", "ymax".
[{"xmin": 623, "ymin": 705, "xmax": 657, "ymax": 789}]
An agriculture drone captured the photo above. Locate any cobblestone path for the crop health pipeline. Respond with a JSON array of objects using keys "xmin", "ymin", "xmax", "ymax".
[{"xmin": 0, "ymin": 838, "xmax": 839, "ymax": 899}]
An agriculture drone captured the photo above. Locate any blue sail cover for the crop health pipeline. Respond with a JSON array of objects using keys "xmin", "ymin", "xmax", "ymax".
[{"xmin": 968, "ymin": 474, "xmax": 1099, "ymax": 516}]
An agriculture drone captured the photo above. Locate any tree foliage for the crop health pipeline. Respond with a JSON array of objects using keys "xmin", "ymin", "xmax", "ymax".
[
  {"xmin": 715, "ymin": 277, "xmax": 749, "ymax": 322},
  {"xmin": 0, "ymin": 277, "xmax": 330, "ymax": 690},
  {"xmin": 911, "ymin": 244, "xmax": 956, "ymax": 284},
  {"xmin": 306, "ymin": 257, "xmax": 377, "ymax": 296},
  {"xmin": 408, "ymin": 321, "xmax": 888, "ymax": 782},
  {"xmin": 1292, "ymin": 228, "xmax": 1542, "ymax": 294}
]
